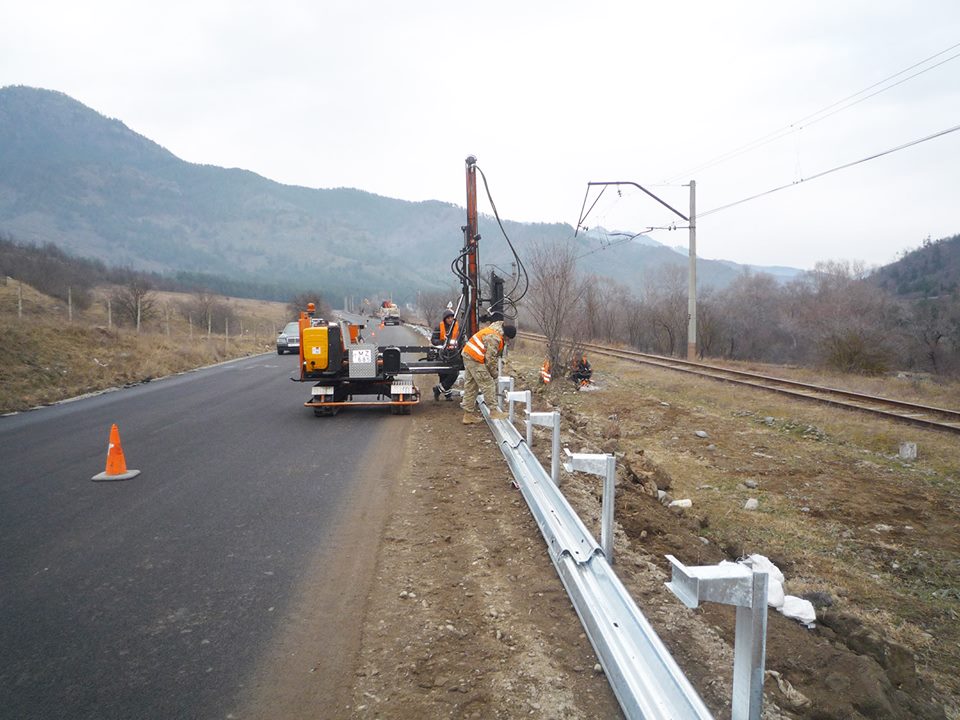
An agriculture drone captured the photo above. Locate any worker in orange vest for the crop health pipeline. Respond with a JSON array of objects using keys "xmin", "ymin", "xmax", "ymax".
[
  {"xmin": 432, "ymin": 309, "xmax": 460, "ymax": 401},
  {"xmin": 439, "ymin": 310, "xmax": 459, "ymax": 343},
  {"xmin": 571, "ymin": 354, "xmax": 592, "ymax": 386},
  {"xmin": 461, "ymin": 320, "xmax": 516, "ymax": 424}
]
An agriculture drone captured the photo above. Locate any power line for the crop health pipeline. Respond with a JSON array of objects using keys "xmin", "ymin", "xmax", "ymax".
[
  {"xmin": 800, "ymin": 50, "xmax": 960, "ymax": 130},
  {"xmin": 699, "ymin": 121, "xmax": 960, "ymax": 219},
  {"xmin": 664, "ymin": 40, "xmax": 960, "ymax": 182}
]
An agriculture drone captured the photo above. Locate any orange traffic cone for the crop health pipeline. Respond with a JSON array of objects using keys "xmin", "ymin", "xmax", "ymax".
[{"xmin": 91, "ymin": 423, "xmax": 141, "ymax": 481}]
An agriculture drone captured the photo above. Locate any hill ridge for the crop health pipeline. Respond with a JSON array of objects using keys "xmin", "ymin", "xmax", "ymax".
[{"xmin": 1, "ymin": 85, "xmax": 787, "ymax": 301}]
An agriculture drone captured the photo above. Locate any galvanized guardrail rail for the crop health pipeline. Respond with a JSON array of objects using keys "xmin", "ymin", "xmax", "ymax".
[
  {"xmin": 482, "ymin": 381, "xmax": 770, "ymax": 720},
  {"xmin": 481, "ymin": 393, "xmax": 713, "ymax": 719}
]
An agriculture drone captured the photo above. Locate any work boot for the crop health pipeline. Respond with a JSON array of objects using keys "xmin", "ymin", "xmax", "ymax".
[
  {"xmin": 444, "ymin": 392, "xmax": 454, "ymax": 402},
  {"xmin": 432, "ymin": 384, "xmax": 441, "ymax": 401},
  {"xmin": 462, "ymin": 412, "xmax": 482, "ymax": 425},
  {"xmin": 488, "ymin": 408, "xmax": 508, "ymax": 421}
]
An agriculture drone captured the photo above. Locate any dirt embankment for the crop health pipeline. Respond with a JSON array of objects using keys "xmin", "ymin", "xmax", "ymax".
[
  {"xmin": 347, "ymin": 345, "xmax": 958, "ymax": 719},
  {"xmin": 0, "ymin": 282, "xmax": 287, "ymax": 413}
]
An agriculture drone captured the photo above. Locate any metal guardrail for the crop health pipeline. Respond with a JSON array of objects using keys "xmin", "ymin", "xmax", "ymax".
[
  {"xmin": 487, "ymin": 380, "xmax": 771, "ymax": 720},
  {"xmin": 480, "ymin": 391, "xmax": 714, "ymax": 720}
]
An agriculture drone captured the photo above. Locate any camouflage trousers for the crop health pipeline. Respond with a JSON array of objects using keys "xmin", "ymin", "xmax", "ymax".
[{"xmin": 461, "ymin": 357, "xmax": 497, "ymax": 413}]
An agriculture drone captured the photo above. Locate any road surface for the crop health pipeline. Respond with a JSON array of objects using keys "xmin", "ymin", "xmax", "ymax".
[{"xmin": 0, "ymin": 320, "xmax": 423, "ymax": 719}]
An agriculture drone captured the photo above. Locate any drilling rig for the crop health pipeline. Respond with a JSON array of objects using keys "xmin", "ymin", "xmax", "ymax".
[{"xmin": 295, "ymin": 155, "xmax": 520, "ymax": 416}]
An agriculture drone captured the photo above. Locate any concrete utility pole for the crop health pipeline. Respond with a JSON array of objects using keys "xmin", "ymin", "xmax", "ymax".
[
  {"xmin": 68, "ymin": 286, "xmax": 73, "ymax": 322},
  {"xmin": 687, "ymin": 180, "xmax": 697, "ymax": 360}
]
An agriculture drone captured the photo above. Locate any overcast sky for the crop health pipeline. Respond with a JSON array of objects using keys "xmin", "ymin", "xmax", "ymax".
[{"xmin": 3, "ymin": 1, "xmax": 959, "ymax": 269}]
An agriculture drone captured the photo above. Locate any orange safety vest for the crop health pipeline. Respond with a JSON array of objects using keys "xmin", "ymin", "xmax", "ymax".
[
  {"xmin": 439, "ymin": 319, "xmax": 459, "ymax": 343},
  {"xmin": 463, "ymin": 326, "xmax": 503, "ymax": 363}
]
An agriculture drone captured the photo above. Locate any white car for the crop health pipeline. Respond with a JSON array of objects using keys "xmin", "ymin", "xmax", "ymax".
[{"xmin": 276, "ymin": 321, "xmax": 300, "ymax": 355}]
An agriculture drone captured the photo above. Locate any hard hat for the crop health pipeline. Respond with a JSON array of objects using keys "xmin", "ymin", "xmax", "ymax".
[{"xmin": 442, "ymin": 309, "xmax": 455, "ymax": 319}]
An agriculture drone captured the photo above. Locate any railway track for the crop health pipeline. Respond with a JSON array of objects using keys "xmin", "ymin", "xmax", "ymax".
[{"xmin": 517, "ymin": 331, "xmax": 960, "ymax": 435}]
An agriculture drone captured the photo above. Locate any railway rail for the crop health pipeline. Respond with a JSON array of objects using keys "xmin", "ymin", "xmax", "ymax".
[{"xmin": 517, "ymin": 331, "xmax": 960, "ymax": 435}]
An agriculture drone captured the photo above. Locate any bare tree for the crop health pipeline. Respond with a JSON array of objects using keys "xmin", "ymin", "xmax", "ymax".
[
  {"xmin": 418, "ymin": 289, "xmax": 456, "ymax": 329},
  {"xmin": 180, "ymin": 291, "xmax": 237, "ymax": 336},
  {"xmin": 900, "ymin": 298, "xmax": 959, "ymax": 375},
  {"xmin": 581, "ymin": 278, "xmax": 632, "ymax": 344},
  {"xmin": 793, "ymin": 260, "xmax": 897, "ymax": 374},
  {"xmin": 112, "ymin": 279, "xmax": 156, "ymax": 330},
  {"xmin": 696, "ymin": 288, "xmax": 728, "ymax": 359},
  {"xmin": 638, "ymin": 265, "xmax": 687, "ymax": 356},
  {"xmin": 716, "ymin": 271, "xmax": 791, "ymax": 361},
  {"xmin": 288, "ymin": 291, "xmax": 331, "ymax": 320},
  {"xmin": 523, "ymin": 238, "xmax": 588, "ymax": 373}
]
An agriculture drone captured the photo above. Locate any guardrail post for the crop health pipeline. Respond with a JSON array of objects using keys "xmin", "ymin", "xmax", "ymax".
[
  {"xmin": 496, "ymin": 376, "xmax": 513, "ymax": 410},
  {"xmin": 601, "ymin": 454, "xmax": 616, "ymax": 561},
  {"xmin": 665, "ymin": 555, "xmax": 768, "ymax": 720},
  {"xmin": 528, "ymin": 411, "xmax": 561, "ymax": 486},
  {"xmin": 505, "ymin": 390, "xmax": 531, "ymax": 425},
  {"xmin": 562, "ymin": 450, "xmax": 617, "ymax": 562}
]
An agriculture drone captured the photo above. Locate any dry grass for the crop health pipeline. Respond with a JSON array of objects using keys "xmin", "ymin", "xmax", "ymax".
[
  {"xmin": 509, "ymin": 340, "xmax": 960, "ymax": 706},
  {"xmin": 702, "ymin": 354, "xmax": 960, "ymax": 409},
  {"xmin": 0, "ymin": 281, "xmax": 290, "ymax": 414}
]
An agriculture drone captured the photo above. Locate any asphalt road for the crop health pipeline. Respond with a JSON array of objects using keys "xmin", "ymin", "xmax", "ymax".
[{"xmin": 0, "ymin": 320, "xmax": 423, "ymax": 720}]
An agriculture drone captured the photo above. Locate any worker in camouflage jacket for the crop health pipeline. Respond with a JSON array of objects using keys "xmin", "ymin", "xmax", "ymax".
[{"xmin": 460, "ymin": 320, "xmax": 517, "ymax": 425}]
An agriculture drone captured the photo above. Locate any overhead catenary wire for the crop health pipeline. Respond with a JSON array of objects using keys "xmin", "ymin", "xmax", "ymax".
[
  {"xmin": 699, "ymin": 121, "xmax": 960, "ymax": 218},
  {"xmin": 663, "ymin": 40, "xmax": 960, "ymax": 183},
  {"xmin": 575, "ymin": 225, "xmax": 681, "ymax": 260}
]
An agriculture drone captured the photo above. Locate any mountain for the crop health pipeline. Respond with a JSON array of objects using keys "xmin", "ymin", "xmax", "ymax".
[
  {"xmin": 0, "ymin": 86, "xmax": 783, "ymax": 302},
  {"xmin": 870, "ymin": 234, "xmax": 960, "ymax": 299}
]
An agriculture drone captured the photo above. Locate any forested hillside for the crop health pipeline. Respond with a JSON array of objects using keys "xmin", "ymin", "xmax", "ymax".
[
  {"xmin": 1, "ymin": 86, "xmax": 765, "ymax": 302},
  {"xmin": 872, "ymin": 234, "xmax": 960, "ymax": 299}
]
